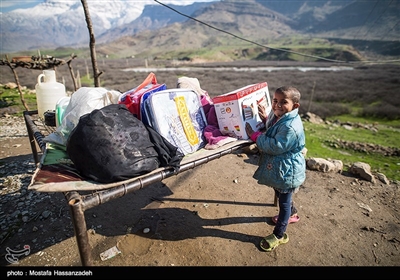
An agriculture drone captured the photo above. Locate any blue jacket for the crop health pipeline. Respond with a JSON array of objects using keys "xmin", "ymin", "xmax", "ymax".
[{"xmin": 254, "ymin": 108, "xmax": 306, "ymax": 192}]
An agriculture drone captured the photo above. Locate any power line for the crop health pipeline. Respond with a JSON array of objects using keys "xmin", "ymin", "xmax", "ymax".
[
  {"xmin": 361, "ymin": 0, "xmax": 393, "ymax": 40},
  {"xmin": 380, "ymin": 19, "xmax": 400, "ymax": 40},
  {"xmin": 353, "ymin": 0, "xmax": 380, "ymax": 40},
  {"xmin": 154, "ymin": 0, "xmax": 348, "ymax": 63},
  {"xmin": 154, "ymin": 0, "xmax": 400, "ymax": 64}
]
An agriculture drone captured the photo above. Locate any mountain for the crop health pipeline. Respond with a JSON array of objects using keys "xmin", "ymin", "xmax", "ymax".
[
  {"xmin": 95, "ymin": 0, "xmax": 297, "ymax": 59},
  {"xmin": 1, "ymin": 0, "xmax": 399, "ymax": 58},
  {"xmin": 96, "ymin": 2, "xmax": 213, "ymax": 44},
  {"xmin": 95, "ymin": 0, "xmax": 400, "ymax": 60},
  {"xmin": 0, "ymin": 0, "xmax": 215, "ymax": 53},
  {"xmin": 254, "ymin": 0, "xmax": 400, "ymax": 40}
]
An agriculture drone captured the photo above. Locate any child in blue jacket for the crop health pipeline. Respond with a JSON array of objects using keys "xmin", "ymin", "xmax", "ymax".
[{"xmin": 245, "ymin": 86, "xmax": 306, "ymax": 251}]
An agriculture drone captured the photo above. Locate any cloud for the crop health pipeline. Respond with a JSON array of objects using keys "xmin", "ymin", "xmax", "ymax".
[
  {"xmin": 1, "ymin": 0, "xmax": 219, "ymax": 13},
  {"xmin": 0, "ymin": 0, "xmax": 219, "ymax": 13},
  {"xmin": 1, "ymin": 0, "xmax": 43, "ymax": 13}
]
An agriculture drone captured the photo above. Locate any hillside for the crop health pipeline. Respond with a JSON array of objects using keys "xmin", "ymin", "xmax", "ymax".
[
  {"xmin": 2, "ymin": 0, "xmax": 399, "ymax": 61},
  {"xmin": 95, "ymin": 0, "xmax": 400, "ymax": 61}
]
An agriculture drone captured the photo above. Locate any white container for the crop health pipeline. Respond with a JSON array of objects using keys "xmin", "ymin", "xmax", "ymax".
[{"xmin": 35, "ymin": 70, "xmax": 67, "ymax": 120}]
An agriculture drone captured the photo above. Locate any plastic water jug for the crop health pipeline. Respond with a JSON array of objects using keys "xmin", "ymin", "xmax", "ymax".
[{"xmin": 35, "ymin": 70, "xmax": 67, "ymax": 120}]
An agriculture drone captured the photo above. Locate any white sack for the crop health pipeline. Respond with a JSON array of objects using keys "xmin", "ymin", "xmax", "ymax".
[{"xmin": 44, "ymin": 87, "xmax": 121, "ymax": 146}]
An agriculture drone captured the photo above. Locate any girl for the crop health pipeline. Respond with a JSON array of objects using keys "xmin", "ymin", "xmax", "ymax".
[{"xmin": 245, "ymin": 86, "xmax": 306, "ymax": 251}]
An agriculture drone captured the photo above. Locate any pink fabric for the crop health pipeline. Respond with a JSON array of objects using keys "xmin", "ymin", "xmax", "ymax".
[
  {"xmin": 204, "ymin": 104, "xmax": 218, "ymax": 127},
  {"xmin": 250, "ymin": 131, "xmax": 262, "ymax": 142},
  {"xmin": 201, "ymin": 96, "xmax": 236, "ymax": 147},
  {"xmin": 201, "ymin": 94, "xmax": 213, "ymax": 107},
  {"xmin": 204, "ymin": 126, "xmax": 227, "ymax": 145}
]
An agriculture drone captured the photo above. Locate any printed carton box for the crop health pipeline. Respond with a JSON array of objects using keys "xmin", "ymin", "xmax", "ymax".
[{"xmin": 212, "ymin": 82, "xmax": 271, "ymax": 140}]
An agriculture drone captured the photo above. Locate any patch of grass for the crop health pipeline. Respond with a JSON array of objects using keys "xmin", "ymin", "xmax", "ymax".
[
  {"xmin": 328, "ymin": 114, "xmax": 400, "ymax": 128},
  {"xmin": 0, "ymin": 87, "xmax": 37, "ymax": 113},
  {"xmin": 79, "ymin": 75, "xmax": 94, "ymax": 87},
  {"xmin": 304, "ymin": 117, "xmax": 400, "ymax": 182}
]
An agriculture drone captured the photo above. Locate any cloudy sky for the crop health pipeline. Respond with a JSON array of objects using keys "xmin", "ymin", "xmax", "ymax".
[{"xmin": 1, "ymin": 0, "xmax": 219, "ymax": 13}]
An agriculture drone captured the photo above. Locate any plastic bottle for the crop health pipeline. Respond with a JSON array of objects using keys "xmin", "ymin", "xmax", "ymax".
[
  {"xmin": 35, "ymin": 70, "xmax": 67, "ymax": 120},
  {"xmin": 55, "ymin": 96, "xmax": 71, "ymax": 127}
]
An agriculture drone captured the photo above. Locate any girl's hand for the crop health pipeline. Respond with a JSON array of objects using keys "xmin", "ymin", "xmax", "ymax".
[
  {"xmin": 245, "ymin": 122, "xmax": 254, "ymax": 137},
  {"xmin": 258, "ymin": 104, "xmax": 267, "ymax": 122}
]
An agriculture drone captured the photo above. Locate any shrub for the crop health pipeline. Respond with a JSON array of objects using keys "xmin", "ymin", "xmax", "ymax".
[{"xmin": 361, "ymin": 102, "xmax": 400, "ymax": 120}]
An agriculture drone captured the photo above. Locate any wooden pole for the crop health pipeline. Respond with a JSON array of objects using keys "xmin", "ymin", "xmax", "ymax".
[
  {"xmin": 80, "ymin": 0, "xmax": 102, "ymax": 87},
  {"xmin": 307, "ymin": 81, "xmax": 316, "ymax": 113}
]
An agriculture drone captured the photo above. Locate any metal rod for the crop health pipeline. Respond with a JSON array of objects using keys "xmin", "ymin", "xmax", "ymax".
[
  {"xmin": 23, "ymin": 111, "xmax": 44, "ymax": 164},
  {"xmin": 80, "ymin": 143, "xmax": 248, "ymax": 211},
  {"xmin": 66, "ymin": 191, "xmax": 93, "ymax": 266}
]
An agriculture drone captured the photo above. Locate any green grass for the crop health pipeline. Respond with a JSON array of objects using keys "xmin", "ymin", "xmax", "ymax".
[
  {"xmin": 0, "ymin": 87, "xmax": 37, "ymax": 112},
  {"xmin": 304, "ymin": 117, "xmax": 400, "ymax": 182},
  {"xmin": 329, "ymin": 114, "xmax": 400, "ymax": 128},
  {"xmin": 79, "ymin": 74, "xmax": 94, "ymax": 87}
]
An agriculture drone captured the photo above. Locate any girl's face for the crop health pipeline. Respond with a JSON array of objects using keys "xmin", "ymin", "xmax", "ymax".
[{"xmin": 272, "ymin": 92, "xmax": 299, "ymax": 118}]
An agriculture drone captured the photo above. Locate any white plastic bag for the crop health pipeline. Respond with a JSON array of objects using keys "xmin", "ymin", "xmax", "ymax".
[{"xmin": 44, "ymin": 87, "xmax": 121, "ymax": 146}]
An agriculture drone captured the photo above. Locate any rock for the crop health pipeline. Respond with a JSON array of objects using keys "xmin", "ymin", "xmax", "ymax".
[
  {"xmin": 349, "ymin": 162, "xmax": 376, "ymax": 183},
  {"xmin": 302, "ymin": 112, "xmax": 324, "ymax": 124},
  {"xmin": 330, "ymin": 159, "xmax": 343, "ymax": 173},
  {"xmin": 0, "ymin": 106, "xmax": 20, "ymax": 117},
  {"xmin": 306, "ymin": 157, "xmax": 342, "ymax": 173},
  {"xmin": 357, "ymin": 202, "xmax": 372, "ymax": 212},
  {"xmin": 242, "ymin": 143, "xmax": 258, "ymax": 154},
  {"xmin": 4, "ymin": 82, "xmax": 17, "ymax": 89},
  {"xmin": 41, "ymin": 210, "xmax": 52, "ymax": 219},
  {"xmin": 376, "ymin": 172, "xmax": 390, "ymax": 185}
]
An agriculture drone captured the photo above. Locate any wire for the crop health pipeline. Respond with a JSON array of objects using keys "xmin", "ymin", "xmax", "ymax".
[
  {"xmin": 154, "ymin": 0, "xmax": 348, "ymax": 63},
  {"xmin": 380, "ymin": 19, "xmax": 400, "ymax": 40},
  {"xmin": 353, "ymin": 0, "xmax": 380, "ymax": 40},
  {"xmin": 361, "ymin": 0, "xmax": 393, "ymax": 41},
  {"xmin": 153, "ymin": 0, "xmax": 400, "ymax": 64}
]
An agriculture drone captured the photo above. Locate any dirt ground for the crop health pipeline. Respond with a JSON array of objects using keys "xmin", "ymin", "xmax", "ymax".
[{"xmin": 1, "ymin": 124, "xmax": 399, "ymax": 276}]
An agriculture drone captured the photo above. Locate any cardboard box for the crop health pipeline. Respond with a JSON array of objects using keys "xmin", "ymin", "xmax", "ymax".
[{"xmin": 212, "ymin": 82, "xmax": 271, "ymax": 140}]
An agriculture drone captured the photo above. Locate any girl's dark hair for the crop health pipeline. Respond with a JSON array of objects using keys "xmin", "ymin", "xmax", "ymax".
[{"xmin": 276, "ymin": 86, "xmax": 301, "ymax": 103}]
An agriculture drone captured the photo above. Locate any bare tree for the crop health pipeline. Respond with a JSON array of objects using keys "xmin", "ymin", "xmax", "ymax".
[
  {"xmin": 67, "ymin": 54, "xmax": 79, "ymax": 91},
  {"xmin": 80, "ymin": 0, "xmax": 102, "ymax": 87}
]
